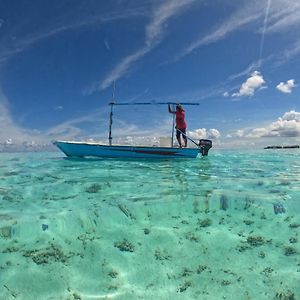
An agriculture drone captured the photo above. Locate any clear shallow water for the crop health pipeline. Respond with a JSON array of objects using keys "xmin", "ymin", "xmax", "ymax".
[{"xmin": 0, "ymin": 150, "xmax": 299, "ymax": 300}]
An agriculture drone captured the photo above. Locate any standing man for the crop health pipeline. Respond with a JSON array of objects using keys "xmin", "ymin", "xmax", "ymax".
[{"xmin": 168, "ymin": 103, "xmax": 187, "ymax": 148}]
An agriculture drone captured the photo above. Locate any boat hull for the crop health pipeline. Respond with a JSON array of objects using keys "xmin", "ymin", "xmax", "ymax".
[{"xmin": 53, "ymin": 141, "xmax": 200, "ymax": 159}]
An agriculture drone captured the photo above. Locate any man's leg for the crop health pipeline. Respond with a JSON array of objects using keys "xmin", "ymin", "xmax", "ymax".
[
  {"xmin": 183, "ymin": 136, "xmax": 187, "ymax": 147},
  {"xmin": 176, "ymin": 130, "xmax": 182, "ymax": 147},
  {"xmin": 181, "ymin": 128, "xmax": 187, "ymax": 147}
]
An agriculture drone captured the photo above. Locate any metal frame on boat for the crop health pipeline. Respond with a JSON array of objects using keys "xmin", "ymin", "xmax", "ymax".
[{"xmin": 53, "ymin": 102, "xmax": 212, "ymax": 159}]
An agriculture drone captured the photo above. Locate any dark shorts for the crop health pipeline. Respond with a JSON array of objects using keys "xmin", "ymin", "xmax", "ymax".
[{"xmin": 176, "ymin": 128, "xmax": 187, "ymax": 139}]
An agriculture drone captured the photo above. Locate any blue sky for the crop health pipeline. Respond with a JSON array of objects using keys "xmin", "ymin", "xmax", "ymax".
[{"xmin": 0, "ymin": 0, "xmax": 300, "ymax": 149}]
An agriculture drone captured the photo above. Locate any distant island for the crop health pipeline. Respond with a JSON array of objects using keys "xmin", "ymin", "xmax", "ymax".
[{"xmin": 264, "ymin": 145, "xmax": 300, "ymax": 149}]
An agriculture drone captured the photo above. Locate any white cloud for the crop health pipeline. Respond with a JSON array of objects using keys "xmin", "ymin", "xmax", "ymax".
[
  {"xmin": 5, "ymin": 138, "xmax": 12, "ymax": 145},
  {"xmin": 222, "ymin": 110, "xmax": 300, "ymax": 149},
  {"xmin": 0, "ymin": 90, "xmax": 34, "ymax": 143},
  {"xmin": 281, "ymin": 40, "xmax": 300, "ymax": 62},
  {"xmin": 0, "ymin": 5, "xmax": 148, "ymax": 64},
  {"xmin": 266, "ymin": 1, "xmax": 300, "ymax": 33},
  {"xmin": 276, "ymin": 79, "xmax": 295, "ymax": 93},
  {"xmin": 104, "ymin": 39, "xmax": 110, "ymax": 50},
  {"xmin": 282, "ymin": 110, "xmax": 300, "ymax": 121},
  {"xmin": 236, "ymin": 129, "xmax": 245, "ymax": 138},
  {"xmin": 226, "ymin": 129, "xmax": 247, "ymax": 139},
  {"xmin": 0, "ymin": 90, "xmax": 179, "ymax": 148},
  {"xmin": 176, "ymin": 0, "xmax": 300, "ymax": 63},
  {"xmin": 97, "ymin": 0, "xmax": 194, "ymax": 91},
  {"xmin": 0, "ymin": 90, "xmax": 59, "ymax": 150},
  {"xmin": 223, "ymin": 91, "xmax": 229, "ymax": 97},
  {"xmin": 247, "ymin": 110, "xmax": 300, "ymax": 138},
  {"xmin": 208, "ymin": 128, "xmax": 221, "ymax": 139},
  {"xmin": 0, "ymin": 88, "xmax": 108, "ymax": 146},
  {"xmin": 188, "ymin": 128, "xmax": 221, "ymax": 140},
  {"xmin": 232, "ymin": 71, "xmax": 266, "ymax": 97},
  {"xmin": 177, "ymin": 2, "xmax": 264, "ymax": 59}
]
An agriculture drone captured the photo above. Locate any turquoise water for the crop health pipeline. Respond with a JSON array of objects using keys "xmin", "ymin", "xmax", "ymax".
[{"xmin": 0, "ymin": 150, "xmax": 299, "ymax": 300}]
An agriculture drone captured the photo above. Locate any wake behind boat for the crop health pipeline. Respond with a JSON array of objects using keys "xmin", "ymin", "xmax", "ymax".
[{"xmin": 53, "ymin": 102, "xmax": 212, "ymax": 159}]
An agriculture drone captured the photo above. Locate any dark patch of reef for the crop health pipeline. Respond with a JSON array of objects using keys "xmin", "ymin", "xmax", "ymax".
[{"xmin": 264, "ymin": 145, "xmax": 299, "ymax": 149}]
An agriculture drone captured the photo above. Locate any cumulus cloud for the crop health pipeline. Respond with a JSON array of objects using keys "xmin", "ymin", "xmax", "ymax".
[
  {"xmin": 188, "ymin": 128, "xmax": 221, "ymax": 140},
  {"xmin": 226, "ymin": 129, "xmax": 247, "ymax": 139},
  {"xmin": 232, "ymin": 71, "xmax": 266, "ymax": 97},
  {"xmin": 236, "ymin": 130, "xmax": 245, "ymax": 138},
  {"xmin": 276, "ymin": 79, "xmax": 296, "ymax": 93},
  {"xmin": 247, "ymin": 110, "xmax": 300, "ymax": 138}
]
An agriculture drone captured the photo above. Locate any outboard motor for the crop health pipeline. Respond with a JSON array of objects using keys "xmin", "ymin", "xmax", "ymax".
[{"xmin": 199, "ymin": 139, "xmax": 212, "ymax": 156}]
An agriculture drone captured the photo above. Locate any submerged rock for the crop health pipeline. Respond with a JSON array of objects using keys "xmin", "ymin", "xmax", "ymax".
[
  {"xmin": 154, "ymin": 249, "xmax": 171, "ymax": 261},
  {"xmin": 85, "ymin": 183, "xmax": 102, "ymax": 193},
  {"xmin": 289, "ymin": 223, "xmax": 300, "ymax": 229},
  {"xmin": 197, "ymin": 265, "xmax": 208, "ymax": 274},
  {"xmin": 221, "ymin": 280, "xmax": 231, "ymax": 286},
  {"xmin": 243, "ymin": 219, "xmax": 254, "ymax": 225},
  {"xmin": 198, "ymin": 218, "xmax": 212, "ymax": 228},
  {"xmin": 284, "ymin": 246, "xmax": 297, "ymax": 256},
  {"xmin": 261, "ymin": 267, "xmax": 274, "ymax": 276},
  {"xmin": 177, "ymin": 281, "xmax": 191, "ymax": 293},
  {"xmin": 273, "ymin": 203, "xmax": 286, "ymax": 214},
  {"xmin": 244, "ymin": 196, "xmax": 254, "ymax": 210},
  {"xmin": 42, "ymin": 224, "xmax": 48, "ymax": 231},
  {"xmin": 246, "ymin": 236, "xmax": 266, "ymax": 247},
  {"xmin": 73, "ymin": 293, "xmax": 82, "ymax": 300},
  {"xmin": 0, "ymin": 226, "xmax": 13, "ymax": 239},
  {"xmin": 114, "ymin": 239, "xmax": 134, "ymax": 252},
  {"xmin": 23, "ymin": 244, "xmax": 69, "ymax": 265},
  {"xmin": 275, "ymin": 289, "xmax": 295, "ymax": 300},
  {"xmin": 108, "ymin": 270, "xmax": 118, "ymax": 278},
  {"xmin": 180, "ymin": 268, "xmax": 194, "ymax": 277},
  {"xmin": 289, "ymin": 237, "xmax": 297, "ymax": 244}
]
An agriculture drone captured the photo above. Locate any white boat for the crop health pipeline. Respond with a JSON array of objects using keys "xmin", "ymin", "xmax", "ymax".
[{"xmin": 53, "ymin": 102, "xmax": 212, "ymax": 159}]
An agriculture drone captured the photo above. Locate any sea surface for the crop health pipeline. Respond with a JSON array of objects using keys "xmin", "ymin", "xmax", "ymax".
[{"xmin": 0, "ymin": 149, "xmax": 299, "ymax": 300}]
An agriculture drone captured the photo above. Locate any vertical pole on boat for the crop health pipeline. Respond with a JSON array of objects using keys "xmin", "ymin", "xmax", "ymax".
[
  {"xmin": 108, "ymin": 81, "xmax": 116, "ymax": 146},
  {"xmin": 108, "ymin": 103, "xmax": 113, "ymax": 145},
  {"xmin": 171, "ymin": 104, "xmax": 175, "ymax": 147}
]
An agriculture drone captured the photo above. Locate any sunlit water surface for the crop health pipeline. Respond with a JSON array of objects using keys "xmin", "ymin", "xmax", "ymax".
[{"xmin": 0, "ymin": 150, "xmax": 299, "ymax": 299}]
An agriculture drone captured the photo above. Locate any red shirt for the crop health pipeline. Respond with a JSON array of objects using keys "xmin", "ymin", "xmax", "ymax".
[{"xmin": 175, "ymin": 110, "xmax": 186, "ymax": 129}]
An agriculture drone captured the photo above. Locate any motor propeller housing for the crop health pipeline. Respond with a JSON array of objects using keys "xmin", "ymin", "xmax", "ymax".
[{"xmin": 199, "ymin": 139, "xmax": 212, "ymax": 156}]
